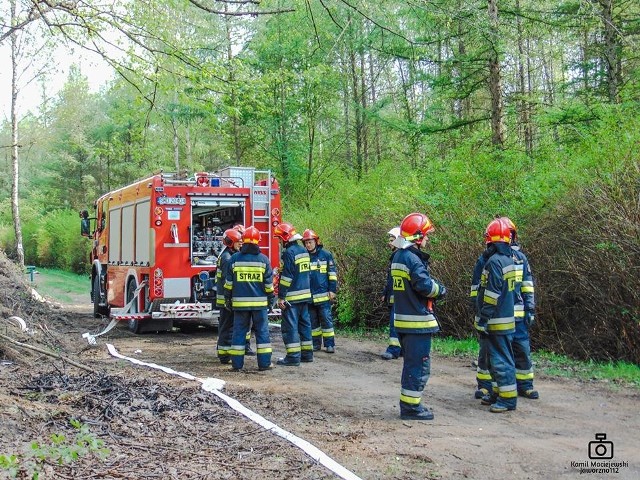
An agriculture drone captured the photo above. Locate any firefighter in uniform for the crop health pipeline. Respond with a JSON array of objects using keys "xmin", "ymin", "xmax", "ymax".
[
  {"xmin": 392, "ymin": 213, "xmax": 446, "ymax": 420},
  {"xmin": 381, "ymin": 227, "xmax": 402, "ymax": 360},
  {"xmin": 273, "ymin": 222, "xmax": 313, "ymax": 366},
  {"xmin": 223, "ymin": 226, "xmax": 275, "ymax": 371},
  {"xmin": 476, "ymin": 218, "xmax": 518, "ymax": 413},
  {"xmin": 215, "ymin": 228, "xmax": 243, "ymax": 364},
  {"xmin": 232, "ymin": 224, "xmax": 256, "ymax": 355},
  {"xmin": 500, "ymin": 217, "xmax": 538, "ymax": 399},
  {"xmin": 302, "ymin": 229, "xmax": 338, "ymax": 353},
  {"xmin": 470, "ymin": 242, "xmax": 496, "ymax": 398}
]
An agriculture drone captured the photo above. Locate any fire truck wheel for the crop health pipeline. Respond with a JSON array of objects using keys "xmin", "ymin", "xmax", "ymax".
[
  {"xmin": 126, "ymin": 278, "xmax": 142, "ymax": 334},
  {"xmin": 92, "ymin": 275, "xmax": 109, "ymax": 318}
]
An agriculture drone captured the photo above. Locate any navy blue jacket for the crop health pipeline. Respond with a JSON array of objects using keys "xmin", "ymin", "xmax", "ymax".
[
  {"xmin": 512, "ymin": 244, "xmax": 535, "ymax": 322},
  {"xmin": 475, "ymin": 242, "xmax": 516, "ymax": 335},
  {"xmin": 224, "ymin": 244, "xmax": 274, "ymax": 310},
  {"xmin": 308, "ymin": 246, "xmax": 337, "ymax": 304},
  {"xmin": 215, "ymin": 248, "xmax": 233, "ymax": 308},
  {"xmin": 390, "ymin": 245, "xmax": 444, "ymax": 334},
  {"xmin": 278, "ymin": 241, "xmax": 311, "ymax": 304}
]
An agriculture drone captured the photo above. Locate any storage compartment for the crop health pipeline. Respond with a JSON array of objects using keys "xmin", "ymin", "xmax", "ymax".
[{"xmin": 190, "ymin": 198, "xmax": 245, "ymax": 266}]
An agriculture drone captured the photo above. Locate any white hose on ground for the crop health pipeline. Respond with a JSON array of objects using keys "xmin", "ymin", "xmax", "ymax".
[
  {"xmin": 7, "ymin": 316, "xmax": 28, "ymax": 332},
  {"xmin": 106, "ymin": 343, "xmax": 362, "ymax": 480}
]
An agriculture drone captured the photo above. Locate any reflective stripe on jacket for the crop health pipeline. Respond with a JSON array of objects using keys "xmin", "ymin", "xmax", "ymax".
[
  {"xmin": 308, "ymin": 246, "xmax": 337, "ymax": 304},
  {"xmin": 224, "ymin": 244, "xmax": 274, "ymax": 310},
  {"xmin": 511, "ymin": 245, "xmax": 535, "ymax": 321},
  {"xmin": 278, "ymin": 241, "xmax": 311, "ymax": 303},
  {"xmin": 215, "ymin": 248, "xmax": 233, "ymax": 307},
  {"xmin": 476, "ymin": 242, "xmax": 516, "ymax": 335},
  {"xmin": 391, "ymin": 245, "xmax": 443, "ymax": 334}
]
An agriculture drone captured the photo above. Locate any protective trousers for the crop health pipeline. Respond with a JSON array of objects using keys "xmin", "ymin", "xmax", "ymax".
[
  {"xmin": 310, "ymin": 302, "xmax": 335, "ymax": 349},
  {"xmin": 280, "ymin": 302, "xmax": 313, "ymax": 363},
  {"xmin": 216, "ymin": 308, "xmax": 233, "ymax": 364},
  {"xmin": 230, "ymin": 310, "xmax": 272, "ymax": 370},
  {"xmin": 476, "ymin": 333, "xmax": 492, "ymax": 394},
  {"xmin": 385, "ymin": 306, "xmax": 402, "ymax": 358},
  {"xmin": 513, "ymin": 321, "xmax": 534, "ymax": 393},
  {"xmin": 397, "ymin": 333, "xmax": 432, "ymax": 415},
  {"xmin": 487, "ymin": 333, "xmax": 517, "ymax": 409}
]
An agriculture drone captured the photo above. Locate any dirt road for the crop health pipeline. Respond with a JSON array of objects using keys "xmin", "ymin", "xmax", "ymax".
[{"xmin": 2, "ymin": 280, "xmax": 638, "ymax": 479}]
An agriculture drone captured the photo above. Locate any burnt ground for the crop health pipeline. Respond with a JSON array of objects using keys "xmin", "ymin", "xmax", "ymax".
[{"xmin": 0, "ymin": 257, "xmax": 638, "ymax": 479}]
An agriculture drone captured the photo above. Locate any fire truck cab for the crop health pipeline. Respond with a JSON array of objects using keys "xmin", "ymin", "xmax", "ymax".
[{"xmin": 83, "ymin": 166, "xmax": 282, "ymax": 333}]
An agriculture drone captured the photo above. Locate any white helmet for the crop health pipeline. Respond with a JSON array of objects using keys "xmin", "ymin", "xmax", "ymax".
[{"xmin": 387, "ymin": 227, "xmax": 401, "ymax": 239}]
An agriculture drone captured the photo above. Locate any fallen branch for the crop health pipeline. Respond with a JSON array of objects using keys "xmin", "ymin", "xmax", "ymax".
[{"xmin": 0, "ymin": 332, "xmax": 96, "ymax": 373}]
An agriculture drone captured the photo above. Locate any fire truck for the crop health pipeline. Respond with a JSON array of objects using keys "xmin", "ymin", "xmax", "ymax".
[{"xmin": 81, "ymin": 166, "xmax": 282, "ymax": 333}]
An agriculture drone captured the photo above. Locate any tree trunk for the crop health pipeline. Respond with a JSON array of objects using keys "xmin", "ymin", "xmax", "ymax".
[
  {"xmin": 225, "ymin": 5, "xmax": 242, "ymax": 165},
  {"xmin": 305, "ymin": 121, "xmax": 315, "ymax": 209},
  {"xmin": 10, "ymin": 0, "xmax": 24, "ymax": 267},
  {"xmin": 368, "ymin": 51, "xmax": 381, "ymax": 166},
  {"xmin": 360, "ymin": 48, "xmax": 368, "ymax": 175},
  {"xmin": 342, "ymin": 51, "xmax": 352, "ymax": 171},
  {"xmin": 598, "ymin": 0, "xmax": 621, "ymax": 103},
  {"xmin": 171, "ymin": 117, "xmax": 180, "ymax": 172},
  {"xmin": 185, "ymin": 123, "xmax": 192, "ymax": 170},
  {"xmin": 487, "ymin": 0, "xmax": 505, "ymax": 147},
  {"xmin": 516, "ymin": 0, "xmax": 532, "ymax": 156},
  {"xmin": 350, "ymin": 45, "xmax": 363, "ymax": 180}
]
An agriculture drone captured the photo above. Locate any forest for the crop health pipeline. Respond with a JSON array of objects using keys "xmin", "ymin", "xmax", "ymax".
[{"xmin": 1, "ymin": 0, "xmax": 638, "ymax": 363}]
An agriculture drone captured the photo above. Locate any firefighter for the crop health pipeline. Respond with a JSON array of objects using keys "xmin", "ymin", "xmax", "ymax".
[
  {"xmin": 500, "ymin": 217, "xmax": 538, "ymax": 400},
  {"xmin": 223, "ymin": 226, "xmax": 275, "ymax": 371},
  {"xmin": 476, "ymin": 218, "xmax": 518, "ymax": 413},
  {"xmin": 215, "ymin": 228, "xmax": 243, "ymax": 364},
  {"xmin": 392, "ymin": 213, "xmax": 446, "ymax": 420},
  {"xmin": 233, "ymin": 224, "xmax": 256, "ymax": 356},
  {"xmin": 470, "ymin": 241, "xmax": 496, "ymax": 399},
  {"xmin": 273, "ymin": 222, "xmax": 312, "ymax": 366},
  {"xmin": 302, "ymin": 229, "xmax": 338, "ymax": 353},
  {"xmin": 381, "ymin": 227, "xmax": 402, "ymax": 360}
]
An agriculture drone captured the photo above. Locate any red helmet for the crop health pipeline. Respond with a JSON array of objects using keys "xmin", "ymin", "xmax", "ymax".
[
  {"xmin": 233, "ymin": 224, "xmax": 245, "ymax": 234},
  {"xmin": 400, "ymin": 213, "xmax": 435, "ymax": 243},
  {"xmin": 485, "ymin": 218, "xmax": 511, "ymax": 244},
  {"xmin": 499, "ymin": 216, "xmax": 517, "ymax": 242},
  {"xmin": 223, "ymin": 228, "xmax": 243, "ymax": 247},
  {"xmin": 302, "ymin": 229, "xmax": 319, "ymax": 242},
  {"xmin": 274, "ymin": 222, "xmax": 297, "ymax": 242},
  {"xmin": 243, "ymin": 226, "xmax": 261, "ymax": 244}
]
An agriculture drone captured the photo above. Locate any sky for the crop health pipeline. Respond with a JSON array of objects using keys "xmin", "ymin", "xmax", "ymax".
[{"xmin": 0, "ymin": 43, "xmax": 115, "ymax": 121}]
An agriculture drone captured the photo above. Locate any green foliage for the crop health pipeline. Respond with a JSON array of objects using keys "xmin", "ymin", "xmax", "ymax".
[
  {"xmin": 0, "ymin": 419, "xmax": 109, "ymax": 479},
  {"xmin": 0, "ymin": 207, "xmax": 90, "ymax": 274},
  {"xmin": 535, "ymin": 351, "xmax": 640, "ymax": 388},
  {"xmin": 34, "ymin": 268, "xmax": 88, "ymax": 303},
  {"xmin": 432, "ymin": 337, "xmax": 479, "ymax": 357}
]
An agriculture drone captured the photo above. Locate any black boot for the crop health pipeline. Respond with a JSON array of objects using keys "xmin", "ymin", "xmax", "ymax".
[{"xmin": 400, "ymin": 409, "xmax": 434, "ymax": 421}]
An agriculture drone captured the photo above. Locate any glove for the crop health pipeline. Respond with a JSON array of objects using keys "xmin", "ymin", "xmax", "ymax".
[
  {"xmin": 437, "ymin": 283, "xmax": 447, "ymax": 299},
  {"xmin": 224, "ymin": 298, "xmax": 233, "ymax": 312},
  {"xmin": 525, "ymin": 312, "xmax": 535, "ymax": 327},
  {"xmin": 475, "ymin": 317, "xmax": 488, "ymax": 336},
  {"xmin": 267, "ymin": 295, "xmax": 275, "ymax": 313}
]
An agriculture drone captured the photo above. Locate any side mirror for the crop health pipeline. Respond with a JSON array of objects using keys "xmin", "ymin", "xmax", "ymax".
[{"xmin": 81, "ymin": 218, "xmax": 91, "ymax": 237}]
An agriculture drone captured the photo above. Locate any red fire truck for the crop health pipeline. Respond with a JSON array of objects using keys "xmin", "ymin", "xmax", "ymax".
[{"xmin": 81, "ymin": 166, "xmax": 282, "ymax": 333}]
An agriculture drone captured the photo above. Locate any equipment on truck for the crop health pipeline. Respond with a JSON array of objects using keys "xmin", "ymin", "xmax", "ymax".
[{"xmin": 81, "ymin": 167, "xmax": 282, "ymax": 333}]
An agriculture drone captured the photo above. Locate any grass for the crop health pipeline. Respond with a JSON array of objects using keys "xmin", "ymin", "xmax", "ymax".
[
  {"xmin": 343, "ymin": 331, "xmax": 640, "ymax": 390},
  {"xmin": 534, "ymin": 351, "xmax": 640, "ymax": 389},
  {"xmin": 30, "ymin": 267, "xmax": 88, "ymax": 304}
]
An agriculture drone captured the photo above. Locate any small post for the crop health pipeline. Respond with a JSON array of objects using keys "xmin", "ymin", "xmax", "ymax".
[{"xmin": 26, "ymin": 265, "xmax": 36, "ymax": 282}]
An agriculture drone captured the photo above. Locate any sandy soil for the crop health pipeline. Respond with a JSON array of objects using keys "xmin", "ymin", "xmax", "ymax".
[{"xmin": 0, "ymin": 275, "xmax": 638, "ymax": 479}]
